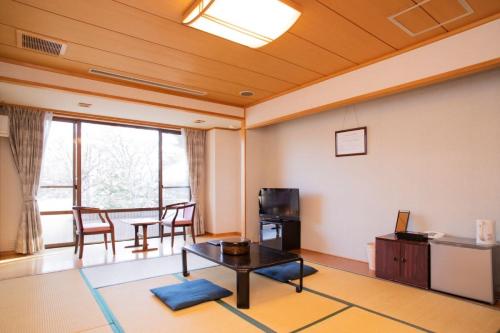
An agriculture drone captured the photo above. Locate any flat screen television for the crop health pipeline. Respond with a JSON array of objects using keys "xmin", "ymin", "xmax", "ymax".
[{"xmin": 259, "ymin": 188, "xmax": 300, "ymax": 221}]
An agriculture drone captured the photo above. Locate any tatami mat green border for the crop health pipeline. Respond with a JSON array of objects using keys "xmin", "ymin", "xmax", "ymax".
[
  {"xmin": 81, "ymin": 261, "xmax": 438, "ymax": 333},
  {"xmin": 290, "ymin": 305, "xmax": 352, "ymax": 333},
  {"xmin": 304, "ymin": 259, "xmax": 500, "ymax": 313},
  {"xmin": 80, "ymin": 270, "xmax": 125, "ymax": 333},
  {"xmin": 288, "ymin": 282, "xmax": 434, "ymax": 333},
  {"xmin": 173, "ymin": 267, "xmax": 434, "ymax": 333},
  {"xmin": 173, "ymin": 273, "xmax": 276, "ymax": 333}
]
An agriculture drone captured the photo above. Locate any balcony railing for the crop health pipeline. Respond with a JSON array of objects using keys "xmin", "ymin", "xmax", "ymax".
[{"xmin": 41, "ymin": 186, "xmax": 191, "ymax": 248}]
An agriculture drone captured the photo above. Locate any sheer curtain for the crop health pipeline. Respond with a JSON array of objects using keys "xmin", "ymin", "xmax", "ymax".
[
  {"xmin": 183, "ymin": 128, "xmax": 206, "ymax": 235},
  {"xmin": 6, "ymin": 105, "xmax": 52, "ymax": 254}
]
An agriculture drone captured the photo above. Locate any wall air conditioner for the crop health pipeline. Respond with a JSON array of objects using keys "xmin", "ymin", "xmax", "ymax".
[{"xmin": 0, "ymin": 115, "xmax": 9, "ymax": 137}]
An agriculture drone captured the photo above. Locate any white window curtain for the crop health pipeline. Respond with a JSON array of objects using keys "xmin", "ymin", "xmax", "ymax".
[
  {"xmin": 182, "ymin": 128, "xmax": 206, "ymax": 235},
  {"xmin": 6, "ymin": 105, "xmax": 53, "ymax": 254}
]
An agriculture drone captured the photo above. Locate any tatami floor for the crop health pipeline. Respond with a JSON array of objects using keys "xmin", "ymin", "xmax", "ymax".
[
  {"xmin": 0, "ymin": 236, "xmax": 500, "ymax": 332},
  {"xmin": 0, "ymin": 235, "xmax": 498, "ymax": 311},
  {"xmin": 1, "ymin": 243, "xmax": 499, "ymax": 333}
]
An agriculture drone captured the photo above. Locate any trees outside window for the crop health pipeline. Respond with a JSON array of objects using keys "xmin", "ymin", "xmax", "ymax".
[
  {"xmin": 162, "ymin": 132, "xmax": 190, "ymax": 205},
  {"xmin": 81, "ymin": 123, "xmax": 159, "ymax": 209},
  {"xmin": 38, "ymin": 120, "xmax": 75, "ymax": 245},
  {"xmin": 38, "ymin": 119, "xmax": 190, "ymax": 246},
  {"xmin": 38, "ymin": 121, "xmax": 75, "ymax": 212}
]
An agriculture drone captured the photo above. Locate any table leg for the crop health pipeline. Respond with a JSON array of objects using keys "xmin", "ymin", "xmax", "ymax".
[
  {"xmin": 132, "ymin": 224, "xmax": 157, "ymax": 253},
  {"xmin": 125, "ymin": 225, "xmax": 141, "ymax": 248},
  {"xmin": 135, "ymin": 225, "xmax": 139, "ymax": 246},
  {"xmin": 142, "ymin": 225, "xmax": 148, "ymax": 251},
  {"xmin": 296, "ymin": 258, "xmax": 303, "ymax": 293},
  {"xmin": 237, "ymin": 270, "xmax": 250, "ymax": 309},
  {"xmin": 182, "ymin": 248, "xmax": 190, "ymax": 277}
]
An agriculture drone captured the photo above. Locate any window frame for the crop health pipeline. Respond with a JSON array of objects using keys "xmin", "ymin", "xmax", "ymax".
[
  {"xmin": 160, "ymin": 130, "xmax": 191, "ymax": 215},
  {"xmin": 40, "ymin": 117, "xmax": 188, "ymax": 248},
  {"xmin": 39, "ymin": 117, "xmax": 77, "ymax": 215}
]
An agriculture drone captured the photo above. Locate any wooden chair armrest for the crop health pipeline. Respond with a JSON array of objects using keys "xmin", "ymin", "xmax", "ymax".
[
  {"xmin": 166, "ymin": 202, "xmax": 189, "ymax": 209},
  {"xmin": 172, "ymin": 202, "xmax": 196, "ymax": 209},
  {"xmin": 102, "ymin": 211, "xmax": 115, "ymax": 228},
  {"xmin": 161, "ymin": 202, "xmax": 189, "ymax": 219}
]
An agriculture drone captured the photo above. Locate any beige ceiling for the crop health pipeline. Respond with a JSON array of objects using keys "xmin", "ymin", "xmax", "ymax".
[{"xmin": 0, "ymin": 0, "xmax": 498, "ymax": 107}]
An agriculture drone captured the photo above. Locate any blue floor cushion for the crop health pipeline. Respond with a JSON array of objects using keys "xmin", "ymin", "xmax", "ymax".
[
  {"xmin": 254, "ymin": 262, "xmax": 318, "ymax": 283},
  {"xmin": 150, "ymin": 279, "xmax": 232, "ymax": 311}
]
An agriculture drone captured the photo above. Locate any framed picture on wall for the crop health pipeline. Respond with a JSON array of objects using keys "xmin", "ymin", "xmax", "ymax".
[{"xmin": 335, "ymin": 127, "xmax": 367, "ymax": 157}]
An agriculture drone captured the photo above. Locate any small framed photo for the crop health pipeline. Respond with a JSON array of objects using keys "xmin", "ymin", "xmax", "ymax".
[
  {"xmin": 335, "ymin": 127, "xmax": 367, "ymax": 157},
  {"xmin": 395, "ymin": 210, "xmax": 410, "ymax": 233}
]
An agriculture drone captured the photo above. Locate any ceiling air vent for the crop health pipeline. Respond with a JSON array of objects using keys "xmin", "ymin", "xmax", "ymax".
[
  {"xmin": 388, "ymin": 0, "xmax": 473, "ymax": 37},
  {"xmin": 16, "ymin": 30, "xmax": 67, "ymax": 56},
  {"xmin": 88, "ymin": 68, "xmax": 207, "ymax": 96}
]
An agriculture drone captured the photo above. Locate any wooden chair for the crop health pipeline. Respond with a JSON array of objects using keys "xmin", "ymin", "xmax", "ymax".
[
  {"xmin": 159, "ymin": 202, "xmax": 196, "ymax": 247},
  {"xmin": 72, "ymin": 206, "xmax": 116, "ymax": 259}
]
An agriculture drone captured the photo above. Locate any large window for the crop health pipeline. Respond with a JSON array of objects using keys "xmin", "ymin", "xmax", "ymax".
[
  {"xmin": 162, "ymin": 132, "xmax": 190, "ymax": 205},
  {"xmin": 81, "ymin": 123, "xmax": 159, "ymax": 208},
  {"xmin": 39, "ymin": 120, "xmax": 75, "ymax": 245},
  {"xmin": 38, "ymin": 121, "xmax": 75, "ymax": 212},
  {"xmin": 39, "ymin": 119, "xmax": 190, "ymax": 246}
]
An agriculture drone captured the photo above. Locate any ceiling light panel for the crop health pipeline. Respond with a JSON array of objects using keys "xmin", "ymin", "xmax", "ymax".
[{"xmin": 183, "ymin": 0, "xmax": 301, "ymax": 48}]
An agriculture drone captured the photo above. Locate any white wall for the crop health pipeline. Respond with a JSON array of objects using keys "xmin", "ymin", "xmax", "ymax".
[
  {"xmin": 0, "ymin": 138, "xmax": 22, "ymax": 251},
  {"xmin": 205, "ymin": 129, "xmax": 242, "ymax": 234},
  {"xmin": 246, "ymin": 69, "xmax": 500, "ymax": 261},
  {"xmin": 245, "ymin": 128, "xmax": 273, "ymax": 240}
]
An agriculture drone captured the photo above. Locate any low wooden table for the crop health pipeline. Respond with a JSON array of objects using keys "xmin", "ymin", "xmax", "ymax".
[
  {"xmin": 121, "ymin": 218, "xmax": 160, "ymax": 253},
  {"xmin": 182, "ymin": 243, "xmax": 303, "ymax": 309}
]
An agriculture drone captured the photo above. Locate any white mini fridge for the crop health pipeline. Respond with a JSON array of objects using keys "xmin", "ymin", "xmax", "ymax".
[{"xmin": 430, "ymin": 236, "xmax": 500, "ymax": 304}]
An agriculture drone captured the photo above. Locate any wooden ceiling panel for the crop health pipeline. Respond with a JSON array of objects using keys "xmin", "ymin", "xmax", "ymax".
[
  {"xmin": 318, "ymin": 0, "xmax": 446, "ymax": 49},
  {"xmin": 0, "ymin": 22, "xmax": 16, "ymax": 45},
  {"xmin": 0, "ymin": 44, "xmax": 257, "ymax": 106},
  {"xmin": 0, "ymin": 22, "xmax": 271, "ymax": 101},
  {"xmin": 0, "ymin": 1, "xmax": 296, "ymax": 94},
  {"xmin": 394, "ymin": 3, "xmax": 447, "ymax": 34},
  {"xmin": 259, "ymin": 33, "xmax": 354, "ymax": 75},
  {"xmin": 115, "ymin": 0, "xmax": 355, "ymax": 75},
  {"xmin": 0, "ymin": 0, "xmax": 496, "ymax": 107},
  {"xmin": 113, "ymin": 0, "xmax": 192, "ymax": 22},
  {"xmin": 15, "ymin": 0, "xmax": 321, "ymax": 85},
  {"xmin": 290, "ymin": 0, "xmax": 396, "ymax": 63},
  {"xmin": 419, "ymin": 0, "xmax": 469, "ymax": 23},
  {"xmin": 0, "ymin": 18, "xmax": 274, "ymax": 103},
  {"xmin": 64, "ymin": 44, "xmax": 271, "ymax": 99},
  {"xmin": 416, "ymin": 0, "xmax": 500, "ymax": 30}
]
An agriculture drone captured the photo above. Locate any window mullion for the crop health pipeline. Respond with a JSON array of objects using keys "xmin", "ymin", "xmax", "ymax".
[
  {"xmin": 159, "ymin": 130, "xmax": 163, "ymax": 219},
  {"xmin": 75, "ymin": 120, "xmax": 82, "ymax": 207}
]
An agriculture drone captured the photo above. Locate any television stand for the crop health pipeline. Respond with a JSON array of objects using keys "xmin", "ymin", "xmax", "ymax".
[{"xmin": 259, "ymin": 219, "xmax": 300, "ymax": 251}]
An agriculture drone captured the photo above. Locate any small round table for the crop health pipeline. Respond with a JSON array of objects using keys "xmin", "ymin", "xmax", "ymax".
[{"xmin": 122, "ymin": 219, "xmax": 160, "ymax": 253}]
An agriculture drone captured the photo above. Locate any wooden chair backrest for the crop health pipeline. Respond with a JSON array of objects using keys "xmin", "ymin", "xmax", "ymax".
[
  {"xmin": 179, "ymin": 203, "xmax": 196, "ymax": 222},
  {"xmin": 161, "ymin": 202, "xmax": 196, "ymax": 223},
  {"xmin": 72, "ymin": 206, "xmax": 108, "ymax": 233}
]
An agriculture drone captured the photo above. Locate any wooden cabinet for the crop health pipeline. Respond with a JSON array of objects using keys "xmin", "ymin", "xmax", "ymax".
[{"xmin": 375, "ymin": 234, "xmax": 429, "ymax": 289}]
